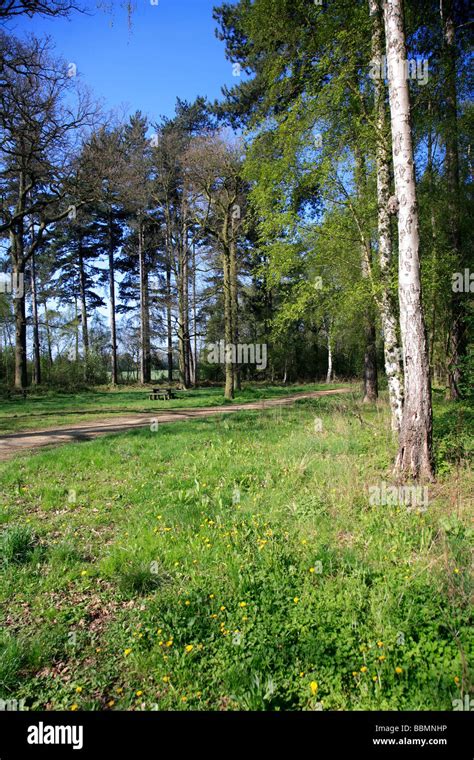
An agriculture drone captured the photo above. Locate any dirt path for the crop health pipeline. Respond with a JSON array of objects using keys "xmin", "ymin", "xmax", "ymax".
[{"xmin": 0, "ymin": 388, "xmax": 350, "ymax": 462}]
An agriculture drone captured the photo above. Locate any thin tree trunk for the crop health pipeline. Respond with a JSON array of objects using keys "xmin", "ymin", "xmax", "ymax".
[
  {"xmin": 166, "ymin": 255, "xmax": 173, "ymax": 383},
  {"xmin": 230, "ymin": 235, "xmax": 240, "ymax": 392},
  {"xmin": 11, "ymin": 226, "xmax": 27, "ymax": 389},
  {"xmin": 441, "ymin": 0, "xmax": 465, "ymax": 399},
  {"xmin": 370, "ymin": 0, "xmax": 403, "ymax": 430},
  {"xmin": 108, "ymin": 213, "xmax": 118, "ymax": 386},
  {"xmin": 325, "ymin": 319, "xmax": 333, "ymax": 383},
  {"xmin": 383, "ymin": 0, "xmax": 434, "ymax": 481},
  {"xmin": 31, "ymin": 249, "xmax": 41, "ymax": 386},
  {"xmin": 78, "ymin": 241, "xmax": 89, "ymax": 363},
  {"xmin": 354, "ymin": 149, "xmax": 378, "ymax": 403},
  {"xmin": 192, "ymin": 240, "xmax": 198, "ymax": 386},
  {"xmin": 138, "ymin": 218, "xmax": 151, "ymax": 384},
  {"xmin": 43, "ymin": 299, "xmax": 53, "ymax": 366}
]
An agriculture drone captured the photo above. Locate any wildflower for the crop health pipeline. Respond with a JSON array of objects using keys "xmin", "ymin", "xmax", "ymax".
[
  {"xmin": 300, "ymin": 672, "xmax": 305, "ymax": 677},
  {"xmin": 209, "ymin": 594, "xmax": 215, "ymax": 599},
  {"xmin": 239, "ymin": 602, "xmax": 247, "ymax": 608},
  {"xmin": 310, "ymin": 681, "xmax": 318, "ymax": 695},
  {"xmin": 185, "ymin": 600, "xmax": 190, "ymax": 606},
  {"xmin": 116, "ymin": 687, "xmax": 123, "ymax": 694},
  {"xmin": 293, "ymin": 597, "xmax": 299, "ymax": 604},
  {"xmin": 454, "ymin": 676, "xmax": 460, "ymax": 685},
  {"xmin": 163, "ymin": 676, "xmax": 170, "ymax": 683},
  {"xmin": 136, "ymin": 691, "xmax": 143, "ymax": 697},
  {"xmin": 181, "ymin": 696, "xmax": 187, "ymax": 702},
  {"xmin": 166, "ymin": 640, "xmax": 173, "ymax": 647},
  {"xmin": 220, "ymin": 606, "xmax": 226, "ymax": 611},
  {"xmin": 377, "ymin": 641, "xmax": 383, "ymax": 648},
  {"xmin": 372, "ymin": 676, "xmax": 377, "ymax": 682},
  {"xmin": 454, "ymin": 568, "xmax": 460, "ymax": 574},
  {"xmin": 75, "ymin": 686, "xmax": 82, "ymax": 694},
  {"xmin": 378, "ymin": 655, "xmax": 385, "ymax": 662},
  {"xmin": 70, "ymin": 704, "xmax": 78, "ymax": 711},
  {"xmin": 107, "ymin": 700, "xmax": 115, "ymax": 708},
  {"xmin": 352, "ymin": 672, "xmax": 358, "ymax": 677},
  {"xmin": 80, "ymin": 570, "xmax": 88, "ymax": 576},
  {"xmin": 395, "ymin": 667, "xmax": 403, "ymax": 674},
  {"xmin": 360, "ymin": 666, "xmax": 367, "ymax": 673},
  {"xmin": 185, "ymin": 644, "xmax": 193, "ymax": 653},
  {"xmin": 309, "ymin": 567, "xmax": 315, "ymax": 573},
  {"xmin": 124, "ymin": 648, "xmax": 132, "ymax": 657}
]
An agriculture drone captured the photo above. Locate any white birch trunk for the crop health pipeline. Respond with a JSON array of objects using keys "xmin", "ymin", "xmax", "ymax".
[{"xmin": 383, "ymin": 0, "xmax": 434, "ymax": 480}]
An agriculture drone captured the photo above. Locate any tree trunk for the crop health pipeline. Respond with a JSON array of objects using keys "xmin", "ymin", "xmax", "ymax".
[
  {"xmin": 31, "ymin": 249, "xmax": 41, "ymax": 386},
  {"xmin": 138, "ymin": 218, "xmax": 151, "ymax": 384},
  {"xmin": 192, "ymin": 240, "xmax": 198, "ymax": 386},
  {"xmin": 325, "ymin": 319, "xmax": 333, "ymax": 383},
  {"xmin": 108, "ymin": 214, "xmax": 118, "ymax": 386},
  {"xmin": 370, "ymin": 0, "xmax": 403, "ymax": 430},
  {"xmin": 223, "ymin": 244, "xmax": 234, "ymax": 400},
  {"xmin": 10, "ymin": 225, "xmax": 27, "ymax": 389},
  {"xmin": 78, "ymin": 242, "xmax": 89, "ymax": 363},
  {"xmin": 354, "ymin": 149, "xmax": 378, "ymax": 403},
  {"xmin": 166, "ymin": 255, "xmax": 173, "ymax": 383},
  {"xmin": 383, "ymin": 0, "xmax": 434, "ymax": 481},
  {"xmin": 43, "ymin": 299, "xmax": 53, "ymax": 366},
  {"xmin": 441, "ymin": 0, "xmax": 465, "ymax": 399},
  {"xmin": 230, "ymin": 236, "xmax": 241, "ymax": 392}
]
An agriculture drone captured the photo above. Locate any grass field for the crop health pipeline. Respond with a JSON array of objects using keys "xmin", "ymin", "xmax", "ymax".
[
  {"xmin": 0, "ymin": 389, "xmax": 472, "ymax": 711},
  {"xmin": 0, "ymin": 383, "xmax": 346, "ymax": 434}
]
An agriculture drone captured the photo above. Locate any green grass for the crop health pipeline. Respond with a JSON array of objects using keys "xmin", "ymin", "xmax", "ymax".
[
  {"xmin": 0, "ymin": 382, "xmax": 346, "ymax": 434},
  {"xmin": 0, "ymin": 391, "xmax": 471, "ymax": 711}
]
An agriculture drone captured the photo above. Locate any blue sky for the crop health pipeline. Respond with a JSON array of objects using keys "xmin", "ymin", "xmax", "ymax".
[{"xmin": 7, "ymin": 0, "xmax": 238, "ymax": 123}]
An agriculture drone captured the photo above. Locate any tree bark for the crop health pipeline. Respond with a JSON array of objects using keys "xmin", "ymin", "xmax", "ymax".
[
  {"xmin": 441, "ymin": 0, "xmax": 465, "ymax": 399},
  {"xmin": 31, "ymin": 249, "xmax": 41, "ymax": 386},
  {"xmin": 230, "ymin": 235, "xmax": 241, "ymax": 392},
  {"xmin": 108, "ymin": 213, "xmax": 118, "ymax": 386},
  {"xmin": 370, "ymin": 0, "xmax": 404, "ymax": 430},
  {"xmin": 78, "ymin": 241, "xmax": 89, "ymax": 365},
  {"xmin": 383, "ymin": 0, "xmax": 434, "ymax": 481},
  {"xmin": 166, "ymin": 254, "xmax": 173, "ymax": 383},
  {"xmin": 138, "ymin": 218, "xmax": 151, "ymax": 384}
]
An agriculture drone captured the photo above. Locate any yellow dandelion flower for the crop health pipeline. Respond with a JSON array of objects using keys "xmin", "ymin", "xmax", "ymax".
[
  {"xmin": 360, "ymin": 666, "xmax": 368, "ymax": 673},
  {"xmin": 108, "ymin": 700, "xmax": 115, "ymax": 708},
  {"xmin": 310, "ymin": 681, "xmax": 318, "ymax": 695},
  {"xmin": 309, "ymin": 567, "xmax": 315, "ymax": 573},
  {"xmin": 454, "ymin": 676, "xmax": 460, "ymax": 685},
  {"xmin": 377, "ymin": 641, "xmax": 383, "ymax": 647},
  {"xmin": 379, "ymin": 655, "xmax": 385, "ymax": 662},
  {"xmin": 293, "ymin": 597, "xmax": 299, "ymax": 604},
  {"xmin": 185, "ymin": 644, "xmax": 193, "ymax": 653},
  {"xmin": 116, "ymin": 687, "xmax": 123, "ymax": 694},
  {"xmin": 372, "ymin": 676, "xmax": 377, "ymax": 682},
  {"xmin": 70, "ymin": 704, "xmax": 79, "ymax": 711},
  {"xmin": 124, "ymin": 648, "xmax": 132, "ymax": 656},
  {"xmin": 80, "ymin": 570, "xmax": 88, "ymax": 576},
  {"xmin": 75, "ymin": 686, "xmax": 82, "ymax": 694},
  {"xmin": 163, "ymin": 676, "xmax": 170, "ymax": 683},
  {"xmin": 166, "ymin": 640, "xmax": 173, "ymax": 647},
  {"xmin": 220, "ymin": 606, "xmax": 226, "ymax": 611},
  {"xmin": 395, "ymin": 667, "xmax": 403, "ymax": 674},
  {"xmin": 239, "ymin": 602, "xmax": 247, "ymax": 608},
  {"xmin": 136, "ymin": 691, "xmax": 143, "ymax": 697}
]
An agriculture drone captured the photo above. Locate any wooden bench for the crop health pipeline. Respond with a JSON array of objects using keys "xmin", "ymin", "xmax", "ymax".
[{"xmin": 149, "ymin": 387, "xmax": 176, "ymax": 401}]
